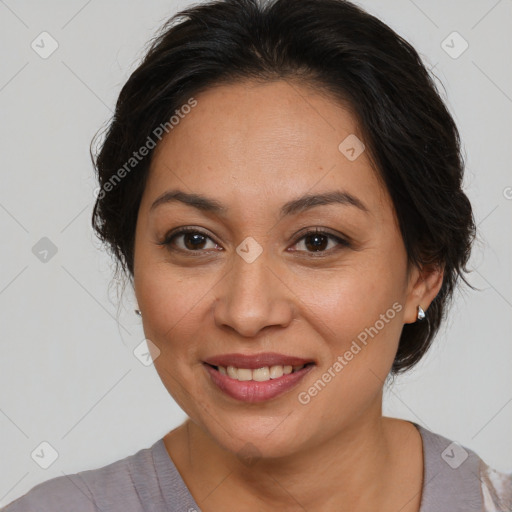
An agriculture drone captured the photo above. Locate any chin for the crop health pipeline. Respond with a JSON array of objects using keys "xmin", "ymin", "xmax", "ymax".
[{"xmin": 198, "ymin": 410, "xmax": 313, "ymax": 460}]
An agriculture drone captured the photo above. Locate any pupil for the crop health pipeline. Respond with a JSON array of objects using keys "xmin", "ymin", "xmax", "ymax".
[
  {"xmin": 306, "ymin": 234, "xmax": 327, "ymax": 252},
  {"xmin": 185, "ymin": 233, "xmax": 206, "ymax": 250}
]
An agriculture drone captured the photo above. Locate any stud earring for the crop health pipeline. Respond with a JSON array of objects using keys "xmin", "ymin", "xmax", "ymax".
[
  {"xmin": 134, "ymin": 309, "xmax": 142, "ymax": 317},
  {"xmin": 417, "ymin": 305, "xmax": 425, "ymax": 321}
]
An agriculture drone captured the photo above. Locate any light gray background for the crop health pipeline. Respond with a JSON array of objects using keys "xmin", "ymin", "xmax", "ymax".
[{"xmin": 1, "ymin": 0, "xmax": 511, "ymax": 506}]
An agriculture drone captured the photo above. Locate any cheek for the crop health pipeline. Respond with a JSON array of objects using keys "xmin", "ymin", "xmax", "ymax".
[
  {"xmin": 134, "ymin": 274, "xmax": 201, "ymax": 398},
  {"xmin": 292, "ymin": 260, "xmax": 404, "ymax": 341},
  {"xmin": 135, "ymin": 265, "xmax": 213, "ymax": 412},
  {"xmin": 136, "ymin": 263, "xmax": 217, "ymax": 338},
  {"xmin": 292, "ymin": 260, "xmax": 404, "ymax": 391},
  {"xmin": 295, "ymin": 303, "xmax": 403, "ymax": 433}
]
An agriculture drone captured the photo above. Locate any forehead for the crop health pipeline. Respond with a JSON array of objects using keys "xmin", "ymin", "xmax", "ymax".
[{"xmin": 144, "ymin": 80, "xmax": 390, "ymax": 215}]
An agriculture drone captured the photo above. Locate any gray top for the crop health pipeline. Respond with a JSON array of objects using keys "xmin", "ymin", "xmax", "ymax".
[{"xmin": 2, "ymin": 422, "xmax": 511, "ymax": 511}]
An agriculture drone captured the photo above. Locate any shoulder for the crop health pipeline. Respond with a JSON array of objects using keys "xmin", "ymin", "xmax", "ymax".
[
  {"xmin": 1, "ymin": 441, "xmax": 160, "ymax": 512},
  {"xmin": 414, "ymin": 422, "xmax": 512, "ymax": 512},
  {"xmin": 0, "ymin": 472, "xmax": 95, "ymax": 512},
  {"xmin": 479, "ymin": 459, "xmax": 512, "ymax": 512}
]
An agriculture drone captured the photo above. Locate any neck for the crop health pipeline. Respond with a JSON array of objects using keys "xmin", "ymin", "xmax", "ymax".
[{"xmin": 163, "ymin": 399, "xmax": 422, "ymax": 511}]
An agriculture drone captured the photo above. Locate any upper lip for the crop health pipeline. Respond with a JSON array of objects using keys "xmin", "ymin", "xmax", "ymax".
[{"xmin": 204, "ymin": 352, "xmax": 314, "ymax": 369}]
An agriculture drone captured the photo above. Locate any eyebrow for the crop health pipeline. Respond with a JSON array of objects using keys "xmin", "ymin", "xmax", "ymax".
[{"xmin": 149, "ymin": 188, "xmax": 370, "ymax": 218}]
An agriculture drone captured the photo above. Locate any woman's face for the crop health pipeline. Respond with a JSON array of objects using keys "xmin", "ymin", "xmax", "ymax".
[{"xmin": 133, "ymin": 80, "xmax": 429, "ymax": 458}]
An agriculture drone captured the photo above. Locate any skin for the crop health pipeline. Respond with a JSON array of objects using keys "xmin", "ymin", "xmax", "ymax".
[{"xmin": 133, "ymin": 79, "xmax": 444, "ymax": 512}]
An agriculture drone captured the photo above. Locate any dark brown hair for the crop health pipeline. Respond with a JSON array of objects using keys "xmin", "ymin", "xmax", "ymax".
[{"xmin": 91, "ymin": 0, "xmax": 476, "ymax": 374}]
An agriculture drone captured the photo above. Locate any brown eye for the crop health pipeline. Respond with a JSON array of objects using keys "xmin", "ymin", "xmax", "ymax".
[
  {"xmin": 304, "ymin": 233, "xmax": 329, "ymax": 252},
  {"xmin": 181, "ymin": 232, "xmax": 209, "ymax": 250},
  {"xmin": 291, "ymin": 229, "xmax": 350, "ymax": 254},
  {"xmin": 160, "ymin": 228, "xmax": 221, "ymax": 253}
]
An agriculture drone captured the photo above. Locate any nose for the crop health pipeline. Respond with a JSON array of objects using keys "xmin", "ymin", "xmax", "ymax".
[{"xmin": 213, "ymin": 247, "xmax": 295, "ymax": 338}]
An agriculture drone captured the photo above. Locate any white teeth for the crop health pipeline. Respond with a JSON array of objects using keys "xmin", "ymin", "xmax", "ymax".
[
  {"xmin": 217, "ymin": 364, "xmax": 306, "ymax": 382},
  {"xmin": 269, "ymin": 365, "xmax": 283, "ymax": 379},
  {"xmin": 252, "ymin": 367, "xmax": 270, "ymax": 381},
  {"xmin": 237, "ymin": 368, "xmax": 252, "ymax": 381}
]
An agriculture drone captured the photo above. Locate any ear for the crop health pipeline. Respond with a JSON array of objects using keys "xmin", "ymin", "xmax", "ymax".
[{"xmin": 403, "ymin": 262, "xmax": 444, "ymax": 324}]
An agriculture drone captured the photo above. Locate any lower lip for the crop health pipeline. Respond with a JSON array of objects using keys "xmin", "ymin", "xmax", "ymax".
[{"xmin": 204, "ymin": 364, "xmax": 314, "ymax": 403}]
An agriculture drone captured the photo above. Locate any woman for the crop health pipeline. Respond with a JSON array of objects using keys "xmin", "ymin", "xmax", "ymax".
[{"xmin": 3, "ymin": 0, "xmax": 510, "ymax": 510}]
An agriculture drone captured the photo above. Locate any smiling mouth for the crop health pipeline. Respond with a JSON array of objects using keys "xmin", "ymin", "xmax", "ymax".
[{"xmin": 204, "ymin": 362, "xmax": 315, "ymax": 382}]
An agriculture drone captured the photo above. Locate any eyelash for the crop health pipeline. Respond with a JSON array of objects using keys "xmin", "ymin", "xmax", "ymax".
[{"xmin": 157, "ymin": 226, "xmax": 350, "ymax": 257}]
